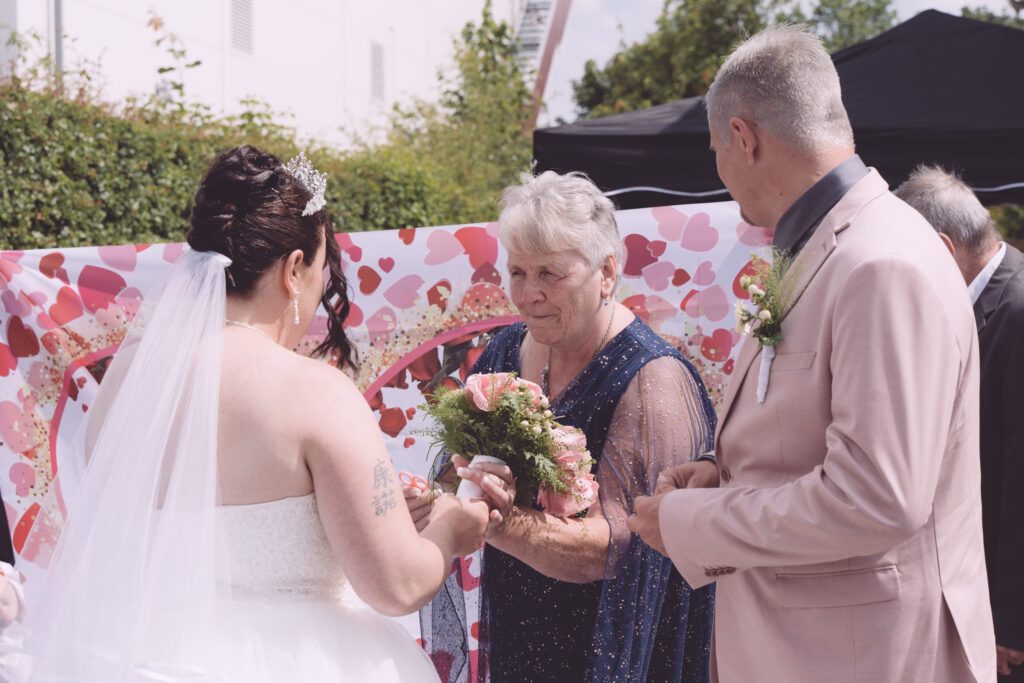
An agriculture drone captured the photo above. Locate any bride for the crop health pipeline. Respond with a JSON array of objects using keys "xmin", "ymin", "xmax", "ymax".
[{"xmin": 24, "ymin": 145, "xmax": 490, "ymax": 681}]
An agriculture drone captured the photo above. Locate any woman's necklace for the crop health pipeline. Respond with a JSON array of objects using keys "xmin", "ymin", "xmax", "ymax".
[
  {"xmin": 225, "ymin": 320, "xmax": 277, "ymax": 344},
  {"xmin": 540, "ymin": 305, "xmax": 616, "ymax": 400}
]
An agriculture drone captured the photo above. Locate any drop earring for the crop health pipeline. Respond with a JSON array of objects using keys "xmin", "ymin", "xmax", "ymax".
[{"xmin": 292, "ymin": 296, "xmax": 300, "ymax": 325}]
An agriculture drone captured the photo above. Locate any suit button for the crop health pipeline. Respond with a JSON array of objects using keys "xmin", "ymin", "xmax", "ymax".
[
  {"xmin": 720, "ymin": 467, "xmax": 732, "ymax": 483},
  {"xmin": 705, "ymin": 566, "xmax": 736, "ymax": 577}
]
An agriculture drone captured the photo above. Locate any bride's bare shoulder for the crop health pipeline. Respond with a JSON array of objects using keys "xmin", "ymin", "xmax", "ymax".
[{"xmin": 287, "ymin": 353, "xmax": 364, "ymax": 407}]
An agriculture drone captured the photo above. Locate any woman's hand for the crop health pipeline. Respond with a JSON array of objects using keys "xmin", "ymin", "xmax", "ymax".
[
  {"xmin": 655, "ymin": 460, "xmax": 719, "ymax": 494},
  {"xmin": 453, "ymin": 454, "xmax": 517, "ymax": 534}
]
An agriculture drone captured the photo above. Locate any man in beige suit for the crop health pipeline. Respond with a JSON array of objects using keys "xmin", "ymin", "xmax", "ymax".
[{"xmin": 628, "ymin": 26, "xmax": 996, "ymax": 681}]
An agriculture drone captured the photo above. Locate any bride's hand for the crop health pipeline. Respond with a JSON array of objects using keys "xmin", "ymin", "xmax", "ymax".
[
  {"xmin": 429, "ymin": 494, "xmax": 490, "ymax": 557},
  {"xmin": 403, "ymin": 485, "xmax": 439, "ymax": 533},
  {"xmin": 453, "ymin": 454, "xmax": 516, "ymax": 534}
]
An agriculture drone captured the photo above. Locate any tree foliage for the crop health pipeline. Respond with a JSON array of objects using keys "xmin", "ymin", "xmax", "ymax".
[
  {"xmin": 572, "ymin": 0, "xmax": 897, "ymax": 119},
  {"xmin": 384, "ymin": 0, "xmax": 534, "ymax": 226},
  {"xmin": 961, "ymin": 5, "xmax": 1024, "ymax": 29},
  {"xmin": 0, "ymin": 3, "xmax": 531, "ymax": 249},
  {"xmin": 573, "ymin": 0, "xmax": 774, "ymax": 118},
  {"xmin": 780, "ymin": 0, "xmax": 896, "ymax": 53}
]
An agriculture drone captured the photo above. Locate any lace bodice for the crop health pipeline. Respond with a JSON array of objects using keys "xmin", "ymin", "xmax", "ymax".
[{"xmin": 217, "ymin": 494, "xmax": 348, "ymax": 603}]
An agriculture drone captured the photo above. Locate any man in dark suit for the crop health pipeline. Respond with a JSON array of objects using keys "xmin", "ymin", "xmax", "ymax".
[
  {"xmin": 0, "ymin": 489, "xmax": 12, "ymax": 568},
  {"xmin": 897, "ymin": 166, "xmax": 1024, "ymax": 679}
]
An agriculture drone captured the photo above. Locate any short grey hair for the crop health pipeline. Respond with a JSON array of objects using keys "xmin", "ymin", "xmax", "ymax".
[
  {"xmin": 498, "ymin": 171, "xmax": 622, "ymax": 273},
  {"xmin": 894, "ymin": 165, "xmax": 999, "ymax": 253},
  {"xmin": 706, "ymin": 25, "xmax": 854, "ymax": 154}
]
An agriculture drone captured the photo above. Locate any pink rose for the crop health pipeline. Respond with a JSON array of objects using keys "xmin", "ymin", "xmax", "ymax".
[
  {"xmin": 536, "ymin": 473, "xmax": 600, "ymax": 517},
  {"xmin": 464, "ymin": 372, "xmax": 518, "ymax": 411},
  {"xmin": 552, "ymin": 426, "xmax": 590, "ymax": 471},
  {"xmin": 552, "ymin": 425, "xmax": 587, "ymax": 451}
]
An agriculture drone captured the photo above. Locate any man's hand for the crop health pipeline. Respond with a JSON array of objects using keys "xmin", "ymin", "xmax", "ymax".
[
  {"xmin": 627, "ymin": 493, "xmax": 668, "ymax": 556},
  {"xmin": 656, "ymin": 460, "xmax": 719, "ymax": 494},
  {"xmin": 998, "ymin": 644, "xmax": 1024, "ymax": 677}
]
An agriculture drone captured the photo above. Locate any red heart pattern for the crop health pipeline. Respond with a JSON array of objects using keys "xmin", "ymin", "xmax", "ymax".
[
  {"xmin": 48, "ymin": 287, "xmax": 84, "ymax": 325},
  {"xmin": 357, "ymin": 266, "xmax": 382, "ymax": 295},
  {"xmin": 78, "ymin": 266, "xmax": 127, "ymax": 313},
  {"xmin": 623, "ymin": 234, "xmax": 659, "ymax": 276},
  {"xmin": 701, "ymin": 328, "xmax": 734, "ymax": 362},
  {"xmin": 6, "ymin": 317, "xmax": 39, "ymax": 358}
]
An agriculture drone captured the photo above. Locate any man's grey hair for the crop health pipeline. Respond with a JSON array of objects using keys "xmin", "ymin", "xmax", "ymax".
[
  {"xmin": 894, "ymin": 165, "xmax": 999, "ymax": 253},
  {"xmin": 498, "ymin": 171, "xmax": 622, "ymax": 275},
  {"xmin": 705, "ymin": 24, "xmax": 854, "ymax": 154}
]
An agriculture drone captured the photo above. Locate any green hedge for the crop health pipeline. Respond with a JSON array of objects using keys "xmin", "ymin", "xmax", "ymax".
[
  {"xmin": 3, "ymin": 83, "xmax": 1020, "ymax": 250},
  {"xmin": 0, "ymin": 84, "xmax": 443, "ymax": 249}
]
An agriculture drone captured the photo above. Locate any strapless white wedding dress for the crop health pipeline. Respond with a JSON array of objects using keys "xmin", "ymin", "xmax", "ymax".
[{"xmin": 214, "ymin": 494, "xmax": 439, "ymax": 682}]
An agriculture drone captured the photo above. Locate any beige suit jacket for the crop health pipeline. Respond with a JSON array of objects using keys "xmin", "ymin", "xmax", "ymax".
[{"xmin": 660, "ymin": 171, "xmax": 996, "ymax": 682}]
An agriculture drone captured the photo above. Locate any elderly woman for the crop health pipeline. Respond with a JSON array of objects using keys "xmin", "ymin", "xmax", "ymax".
[{"xmin": 414, "ymin": 171, "xmax": 717, "ymax": 682}]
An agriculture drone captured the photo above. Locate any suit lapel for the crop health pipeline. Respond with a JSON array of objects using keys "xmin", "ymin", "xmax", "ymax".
[
  {"xmin": 715, "ymin": 170, "xmax": 889, "ymax": 446},
  {"xmin": 974, "ymin": 245, "xmax": 1024, "ymax": 332},
  {"xmin": 714, "ymin": 334, "xmax": 762, "ymax": 447},
  {"xmin": 713, "ymin": 225, "xmax": 838, "ymax": 439}
]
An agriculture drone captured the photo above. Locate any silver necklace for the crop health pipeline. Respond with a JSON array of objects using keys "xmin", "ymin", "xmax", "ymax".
[
  {"xmin": 225, "ymin": 320, "xmax": 276, "ymax": 344},
  {"xmin": 541, "ymin": 305, "xmax": 616, "ymax": 399}
]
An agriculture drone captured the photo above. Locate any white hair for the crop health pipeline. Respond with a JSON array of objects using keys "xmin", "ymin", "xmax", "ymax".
[
  {"xmin": 706, "ymin": 24, "xmax": 854, "ymax": 154},
  {"xmin": 894, "ymin": 165, "xmax": 998, "ymax": 253},
  {"xmin": 498, "ymin": 171, "xmax": 622, "ymax": 274}
]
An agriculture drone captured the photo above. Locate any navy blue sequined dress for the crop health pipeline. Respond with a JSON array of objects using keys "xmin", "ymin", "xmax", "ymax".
[{"xmin": 425, "ymin": 317, "xmax": 716, "ymax": 682}]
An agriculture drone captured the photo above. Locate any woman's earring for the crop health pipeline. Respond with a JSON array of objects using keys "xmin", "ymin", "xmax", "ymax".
[
  {"xmin": 602, "ymin": 297, "xmax": 610, "ymax": 307},
  {"xmin": 292, "ymin": 296, "xmax": 301, "ymax": 325}
]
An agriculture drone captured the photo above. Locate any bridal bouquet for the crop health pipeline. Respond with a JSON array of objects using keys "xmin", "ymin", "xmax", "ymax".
[{"xmin": 421, "ymin": 373, "xmax": 599, "ymax": 517}]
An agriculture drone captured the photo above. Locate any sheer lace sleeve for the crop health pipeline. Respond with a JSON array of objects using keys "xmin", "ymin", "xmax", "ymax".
[{"xmin": 598, "ymin": 355, "xmax": 713, "ymax": 576}]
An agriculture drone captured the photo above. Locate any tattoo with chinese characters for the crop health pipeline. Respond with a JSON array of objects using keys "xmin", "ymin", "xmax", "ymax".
[{"xmin": 372, "ymin": 458, "xmax": 397, "ymax": 516}]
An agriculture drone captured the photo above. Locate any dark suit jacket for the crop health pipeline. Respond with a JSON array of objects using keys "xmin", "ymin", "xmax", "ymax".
[
  {"xmin": 0, "ymin": 489, "xmax": 11, "ymax": 566},
  {"xmin": 975, "ymin": 243, "xmax": 1024, "ymax": 653}
]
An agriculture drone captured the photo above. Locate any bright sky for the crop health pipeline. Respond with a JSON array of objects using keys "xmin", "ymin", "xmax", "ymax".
[{"xmin": 539, "ymin": 0, "xmax": 1012, "ymax": 126}]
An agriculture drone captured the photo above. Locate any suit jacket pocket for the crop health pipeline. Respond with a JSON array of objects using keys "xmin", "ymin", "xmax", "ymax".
[
  {"xmin": 775, "ymin": 564, "xmax": 900, "ymax": 608},
  {"xmin": 769, "ymin": 350, "xmax": 817, "ymax": 373}
]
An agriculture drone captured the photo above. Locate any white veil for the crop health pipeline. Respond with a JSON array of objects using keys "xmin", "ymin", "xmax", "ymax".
[{"xmin": 25, "ymin": 248, "xmax": 233, "ymax": 682}]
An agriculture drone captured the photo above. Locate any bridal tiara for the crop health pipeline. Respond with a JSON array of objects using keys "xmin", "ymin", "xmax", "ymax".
[{"xmin": 284, "ymin": 152, "xmax": 328, "ymax": 216}]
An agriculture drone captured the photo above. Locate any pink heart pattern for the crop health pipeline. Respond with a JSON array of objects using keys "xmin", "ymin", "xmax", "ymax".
[
  {"xmin": 737, "ymin": 221, "xmax": 775, "ymax": 246},
  {"xmin": 641, "ymin": 261, "xmax": 675, "ymax": 291},
  {"xmin": 9, "ymin": 463, "xmax": 35, "ymax": 497},
  {"xmin": 653, "ymin": 206, "xmax": 686, "ymax": 242},
  {"xmin": 680, "ymin": 212, "xmax": 719, "ymax": 252},
  {"xmin": 694, "ymin": 261, "xmax": 716, "ymax": 286},
  {"xmin": 425, "ymin": 230, "xmax": 463, "ymax": 265},
  {"xmin": 98, "ymin": 245, "xmax": 138, "ymax": 272},
  {"xmin": 681, "ymin": 285, "xmax": 730, "ymax": 322},
  {"xmin": 384, "ymin": 275, "xmax": 425, "ymax": 309}
]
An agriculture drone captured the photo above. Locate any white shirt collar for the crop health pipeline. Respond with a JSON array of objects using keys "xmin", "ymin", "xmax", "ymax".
[{"xmin": 968, "ymin": 242, "xmax": 1007, "ymax": 305}]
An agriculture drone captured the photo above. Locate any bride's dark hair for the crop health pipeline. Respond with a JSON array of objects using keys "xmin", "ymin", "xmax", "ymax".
[{"xmin": 187, "ymin": 144, "xmax": 354, "ymax": 369}]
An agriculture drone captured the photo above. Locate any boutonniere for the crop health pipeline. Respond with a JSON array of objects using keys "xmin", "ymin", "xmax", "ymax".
[{"xmin": 734, "ymin": 249, "xmax": 793, "ymax": 403}]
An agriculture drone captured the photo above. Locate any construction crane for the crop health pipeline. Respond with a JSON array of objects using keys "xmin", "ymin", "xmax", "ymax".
[{"xmin": 514, "ymin": 0, "xmax": 573, "ymax": 127}]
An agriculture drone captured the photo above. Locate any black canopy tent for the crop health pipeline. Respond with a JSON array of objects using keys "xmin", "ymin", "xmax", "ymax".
[{"xmin": 534, "ymin": 10, "xmax": 1024, "ymax": 208}]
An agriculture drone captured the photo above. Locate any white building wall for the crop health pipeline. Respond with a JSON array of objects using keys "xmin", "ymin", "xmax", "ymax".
[{"xmin": 0, "ymin": 0, "xmax": 524, "ymax": 146}]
